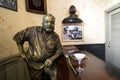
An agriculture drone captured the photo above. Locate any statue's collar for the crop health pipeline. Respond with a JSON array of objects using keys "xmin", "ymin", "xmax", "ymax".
[{"xmin": 36, "ymin": 26, "xmax": 42, "ymax": 32}]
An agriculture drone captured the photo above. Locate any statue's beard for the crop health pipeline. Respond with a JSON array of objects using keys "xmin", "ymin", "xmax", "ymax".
[{"xmin": 43, "ymin": 27, "xmax": 54, "ymax": 33}]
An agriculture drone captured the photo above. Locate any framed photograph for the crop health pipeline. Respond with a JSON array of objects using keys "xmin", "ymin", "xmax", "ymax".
[
  {"xmin": 26, "ymin": 0, "xmax": 47, "ymax": 14},
  {"xmin": 62, "ymin": 25, "xmax": 84, "ymax": 41},
  {"xmin": 0, "ymin": 0, "xmax": 18, "ymax": 11}
]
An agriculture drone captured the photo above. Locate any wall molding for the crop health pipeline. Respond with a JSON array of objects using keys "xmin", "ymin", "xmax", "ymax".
[{"xmin": 0, "ymin": 54, "xmax": 21, "ymax": 69}]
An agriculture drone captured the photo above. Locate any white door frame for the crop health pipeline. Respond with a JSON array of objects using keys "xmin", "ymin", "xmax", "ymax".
[{"xmin": 105, "ymin": 3, "xmax": 120, "ymax": 67}]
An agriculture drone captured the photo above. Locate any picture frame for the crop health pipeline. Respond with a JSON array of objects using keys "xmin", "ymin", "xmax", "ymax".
[
  {"xmin": 0, "ymin": 0, "xmax": 18, "ymax": 11},
  {"xmin": 62, "ymin": 24, "xmax": 84, "ymax": 41},
  {"xmin": 26, "ymin": 0, "xmax": 47, "ymax": 14}
]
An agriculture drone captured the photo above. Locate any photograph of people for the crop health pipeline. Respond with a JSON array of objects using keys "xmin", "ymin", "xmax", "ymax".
[{"xmin": 63, "ymin": 26, "xmax": 82, "ymax": 41}]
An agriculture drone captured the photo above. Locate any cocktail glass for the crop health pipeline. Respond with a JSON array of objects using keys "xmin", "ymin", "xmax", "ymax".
[{"xmin": 74, "ymin": 53, "xmax": 86, "ymax": 75}]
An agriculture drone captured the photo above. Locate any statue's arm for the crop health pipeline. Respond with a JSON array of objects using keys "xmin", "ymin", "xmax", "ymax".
[
  {"xmin": 44, "ymin": 36, "xmax": 63, "ymax": 67},
  {"xmin": 17, "ymin": 43, "xmax": 26, "ymax": 59},
  {"xmin": 50, "ymin": 36, "xmax": 63, "ymax": 61},
  {"xmin": 13, "ymin": 28, "xmax": 30, "ymax": 59}
]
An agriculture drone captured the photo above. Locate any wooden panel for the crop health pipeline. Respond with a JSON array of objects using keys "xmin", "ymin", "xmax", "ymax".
[
  {"xmin": 0, "ymin": 54, "xmax": 31, "ymax": 80},
  {"xmin": 16, "ymin": 61, "xmax": 25, "ymax": 80},
  {"xmin": 5, "ymin": 64, "xmax": 17, "ymax": 80},
  {"xmin": 0, "ymin": 69, "xmax": 6, "ymax": 80}
]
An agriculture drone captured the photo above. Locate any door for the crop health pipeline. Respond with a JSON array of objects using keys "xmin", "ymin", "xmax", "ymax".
[{"xmin": 105, "ymin": 4, "xmax": 120, "ymax": 69}]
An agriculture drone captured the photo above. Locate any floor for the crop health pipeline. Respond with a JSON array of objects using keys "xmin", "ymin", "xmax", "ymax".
[{"xmin": 80, "ymin": 51, "xmax": 118, "ymax": 80}]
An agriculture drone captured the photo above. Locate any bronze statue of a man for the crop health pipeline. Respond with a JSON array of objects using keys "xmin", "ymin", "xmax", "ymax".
[{"xmin": 13, "ymin": 14, "xmax": 63, "ymax": 80}]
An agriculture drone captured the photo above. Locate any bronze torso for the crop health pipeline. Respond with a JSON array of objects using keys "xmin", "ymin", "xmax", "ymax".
[{"xmin": 13, "ymin": 26, "xmax": 62, "ymax": 63}]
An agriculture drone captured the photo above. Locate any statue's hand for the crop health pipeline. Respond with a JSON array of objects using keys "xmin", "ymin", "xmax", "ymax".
[
  {"xmin": 20, "ymin": 52, "xmax": 26, "ymax": 59},
  {"xmin": 44, "ymin": 59, "xmax": 53, "ymax": 67}
]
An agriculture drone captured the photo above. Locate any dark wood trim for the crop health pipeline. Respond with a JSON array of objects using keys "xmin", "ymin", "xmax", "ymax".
[
  {"xmin": 0, "ymin": 54, "xmax": 21, "ymax": 69},
  {"xmin": 0, "ymin": 54, "xmax": 31, "ymax": 80},
  {"xmin": 63, "ymin": 44, "xmax": 105, "ymax": 60}
]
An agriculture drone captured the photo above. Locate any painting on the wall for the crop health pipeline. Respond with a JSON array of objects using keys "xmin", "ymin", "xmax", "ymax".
[
  {"xmin": 0, "ymin": 0, "xmax": 18, "ymax": 11},
  {"xmin": 26, "ymin": 0, "xmax": 47, "ymax": 14},
  {"xmin": 62, "ymin": 25, "xmax": 83, "ymax": 41}
]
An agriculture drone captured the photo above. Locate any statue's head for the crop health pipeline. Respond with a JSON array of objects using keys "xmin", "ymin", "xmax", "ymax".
[
  {"xmin": 42, "ymin": 13, "xmax": 55, "ymax": 33},
  {"xmin": 69, "ymin": 5, "xmax": 76, "ymax": 14}
]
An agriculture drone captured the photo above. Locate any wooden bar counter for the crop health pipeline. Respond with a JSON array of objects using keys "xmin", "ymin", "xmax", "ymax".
[{"xmin": 56, "ymin": 46, "xmax": 87, "ymax": 80}]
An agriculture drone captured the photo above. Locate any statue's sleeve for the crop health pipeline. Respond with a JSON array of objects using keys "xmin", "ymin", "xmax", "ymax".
[
  {"xmin": 48, "ymin": 35, "xmax": 63, "ymax": 62},
  {"xmin": 13, "ymin": 28, "xmax": 30, "ymax": 44}
]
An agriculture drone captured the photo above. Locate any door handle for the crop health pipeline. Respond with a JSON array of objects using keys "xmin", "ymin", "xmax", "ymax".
[{"xmin": 108, "ymin": 41, "xmax": 110, "ymax": 48}]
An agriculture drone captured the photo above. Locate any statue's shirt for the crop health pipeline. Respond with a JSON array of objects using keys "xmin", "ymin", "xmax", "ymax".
[{"xmin": 13, "ymin": 26, "xmax": 62, "ymax": 63}]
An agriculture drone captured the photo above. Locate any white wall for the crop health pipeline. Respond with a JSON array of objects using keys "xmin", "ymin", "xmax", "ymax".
[{"xmin": 0, "ymin": 0, "xmax": 120, "ymax": 58}]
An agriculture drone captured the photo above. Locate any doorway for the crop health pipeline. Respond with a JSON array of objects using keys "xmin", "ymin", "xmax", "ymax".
[{"xmin": 105, "ymin": 3, "xmax": 120, "ymax": 79}]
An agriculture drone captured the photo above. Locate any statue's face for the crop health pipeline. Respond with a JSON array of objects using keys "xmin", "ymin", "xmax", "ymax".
[{"xmin": 42, "ymin": 15, "xmax": 55, "ymax": 33}]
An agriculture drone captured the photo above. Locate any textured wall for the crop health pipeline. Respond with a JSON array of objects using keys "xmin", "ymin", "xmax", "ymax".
[{"xmin": 0, "ymin": 0, "xmax": 120, "ymax": 59}]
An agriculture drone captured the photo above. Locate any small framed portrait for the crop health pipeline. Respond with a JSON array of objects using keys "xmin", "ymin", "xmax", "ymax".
[
  {"xmin": 62, "ymin": 24, "xmax": 84, "ymax": 41},
  {"xmin": 26, "ymin": 0, "xmax": 47, "ymax": 14},
  {"xmin": 0, "ymin": 0, "xmax": 18, "ymax": 11}
]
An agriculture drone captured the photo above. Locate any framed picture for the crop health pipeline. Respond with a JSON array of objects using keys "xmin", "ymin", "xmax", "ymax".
[
  {"xmin": 62, "ymin": 25, "xmax": 84, "ymax": 41},
  {"xmin": 0, "ymin": 0, "xmax": 18, "ymax": 11},
  {"xmin": 26, "ymin": 0, "xmax": 47, "ymax": 14}
]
